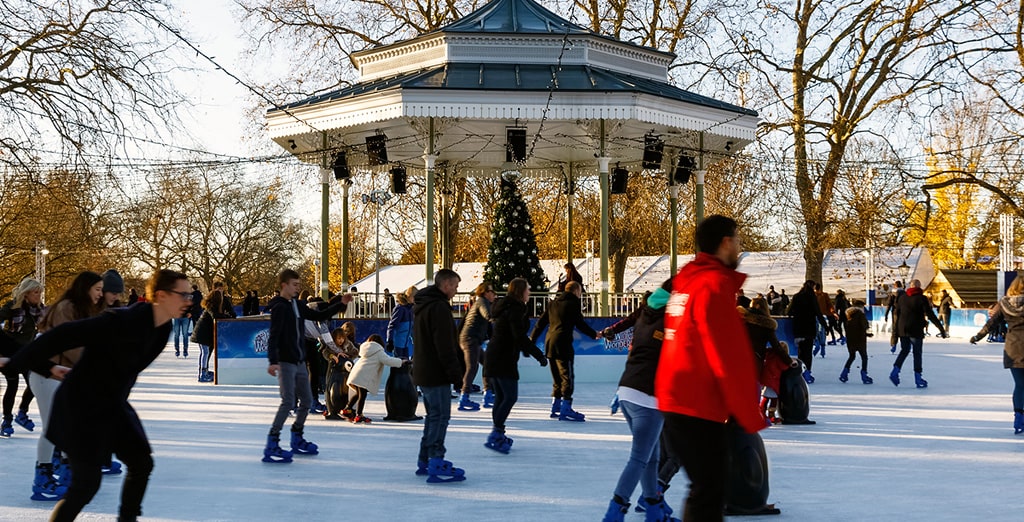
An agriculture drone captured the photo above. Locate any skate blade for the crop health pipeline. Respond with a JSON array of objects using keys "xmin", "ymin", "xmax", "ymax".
[
  {"xmin": 30, "ymin": 492, "xmax": 65, "ymax": 501},
  {"xmin": 261, "ymin": 455, "xmax": 293, "ymax": 463},
  {"xmin": 426, "ymin": 474, "xmax": 467, "ymax": 483},
  {"xmin": 483, "ymin": 442, "xmax": 510, "ymax": 454}
]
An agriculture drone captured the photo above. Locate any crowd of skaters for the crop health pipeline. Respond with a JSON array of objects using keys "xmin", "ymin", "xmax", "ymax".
[{"xmin": 2, "ymin": 218, "xmax": 1023, "ymax": 521}]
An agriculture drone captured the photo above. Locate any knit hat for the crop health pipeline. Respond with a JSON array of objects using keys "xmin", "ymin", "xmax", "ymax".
[{"xmin": 101, "ymin": 269, "xmax": 125, "ymax": 294}]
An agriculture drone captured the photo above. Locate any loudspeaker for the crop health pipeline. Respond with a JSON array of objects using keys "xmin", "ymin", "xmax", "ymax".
[
  {"xmin": 332, "ymin": 151, "xmax": 350, "ymax": 180},
  {"xmin": 506, "ymin": 128, "xmax": 527, "ymax": 163},
  {"xmin": 365, "ymin": 134, "xmax": 389, "ymax": 166},
  {"xmin": 643, "ymin": 135, "xmax": 664, "ymax": 170},
  {"xmin": 672, "ymin": 153, "xmax": 696, "ymax": 184},
  {"xmin": 390, "ymin": 166, "xmax": 407, "ymax": 194},
  {"xmin": 611, "ymin": 166, "xmax": 629, "ymax": 194}
]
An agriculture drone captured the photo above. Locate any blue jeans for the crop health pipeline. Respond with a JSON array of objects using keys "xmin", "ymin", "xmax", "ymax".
[
  {"xmin": 895, "ymin": 336, "xmax": 924, "ymax": 373},
  {"xmin": 490, "ymin": 377, "xmax": 518, "ymax": 433},
  {"xmin": 172, "ymin": 317, "xmax": 190, "ymax": 352},
  {"xmin": 199, "ymin": 344, "xmax": 211, "ymax": 372},
  {"xmin": 269, "ymin": 362, "xmax": 311, "ymax": 437},
  {"xmin": 1010, "ymin": 368, "xmax": 1024, "ymax": 411},
  {"xmin": 419, "ymin": 385, "xmax": 452, "ymax": 462},
  {"xmin": 613, "ymin": 400, "xmax": 664, "ymax": 502}
]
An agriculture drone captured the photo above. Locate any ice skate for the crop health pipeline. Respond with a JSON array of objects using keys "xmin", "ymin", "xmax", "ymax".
[
  {"xmin": 14, "ymin": 410, "xmax": 35, "ymax": 431},
  {"xmin": 482, "ymin": 390, "xmax": 494, "ymax": 408},
  {"xmin": 458, "ymin": 393, "xmax": 480, "ymax": 411},
  {"xmin": 558, "ymin": 400, "xmax": 585, "ymax": 422},
  {"xmin": 262, "ymin": 435, "xmax": 293, "ymax": 463},
  {"xmin": 602, "ymin": 496, "xmax": 629, "ymax": 522},
  {"xmin": 31, "ymin": 463, "xmax": 67, "ymax": 501},
  {"xmin": 549, "ymin": 398, "xmax": 562, "ymax": 418},
  {"xmin": 839, "ymin": 368, "xmax": 849, "ymax": 383},
  {"xmin": 290, "ymin": 431, "xmax": 319, "ymax": 455},
  {"xmin": 914, "ymin": 372, "xmax": 928, "ymax": 388},
  {"xmin": 426, "ymin": 457, "xmax": 466, "ymax": 483},
  {"xmin": 889, "ymin": 367, "xmax": 900, "ymax": 386},
  {"xmin": 1014, "ymin": 411, "xmax": 1023, "ymax": 435},
  {"xmin": 1, "ymin": 419, "xmax": 13, "ymax": 437},
  {"xmin": 861, "ymin": 370, "xmax": 873, "ymax": 384}
]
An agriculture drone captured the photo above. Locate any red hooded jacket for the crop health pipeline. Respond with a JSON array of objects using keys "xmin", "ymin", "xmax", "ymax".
[{"xmin": 655, "ymin": 252, "xmax": 765, "ymax": 434}]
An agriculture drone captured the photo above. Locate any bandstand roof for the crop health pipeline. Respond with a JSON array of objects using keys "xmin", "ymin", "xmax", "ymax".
[{"xmin": 267, "ymin": 0, "xmax": 759, "ymax": 172}]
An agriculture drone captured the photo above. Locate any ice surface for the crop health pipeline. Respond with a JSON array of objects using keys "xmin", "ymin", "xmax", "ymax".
[{"xmin": 1, "ymin": 335, "xmax": 1021, "ymax": 521}]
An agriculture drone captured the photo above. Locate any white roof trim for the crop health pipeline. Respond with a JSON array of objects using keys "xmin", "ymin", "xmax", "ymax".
[{"xmin": 267, "ymin": 90, "xmax": 757, "ymax": 141}]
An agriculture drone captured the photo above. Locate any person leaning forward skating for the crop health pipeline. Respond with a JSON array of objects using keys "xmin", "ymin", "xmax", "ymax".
[
  {"xmin": 530, "ymin": 281, "xmax": 599, "ymax": 422},
  {"xmin": 655, "ymin": 215, "xmax": 766, "ymax": 522},
  {"xmin": 0, "ymin": 269, "xmax": 192, "ymax": 522}
]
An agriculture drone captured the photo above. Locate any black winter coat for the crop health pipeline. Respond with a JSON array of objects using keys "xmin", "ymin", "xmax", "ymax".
[
  {"xmin": 265, "ymin": 296, "xmax": 346, "ymax": 365},
  {"xmin": 412, "ymin": 285, "xmax": 463, "ymax": 387},
  {"xmin": 529, "ymin": 292, "xmax": 597, "ymax": 360},
  {"xmin": 787, "ymin": 288, "xmax": 826, "ymax": 338},
  {"xmin": 740, "ymin": 307, "xmax": 782, "ymax": 375},
  {"xmin": 483, "ymin": 297, "xmax": 544, "ymax": 380},
  {"xmin": 7, "ymin": 303, "xmax": 170, "ymax": 464},
  {"xmin": 190, "ymin": 310, "xmax": 229, "ymax": 346},
  {"xmin": 616, "ymin": 304, "xmax": 666, "ymax": 396},
  {"xmin": 895, "ymin": 288, "xmax": 944, "ymax": 338}
]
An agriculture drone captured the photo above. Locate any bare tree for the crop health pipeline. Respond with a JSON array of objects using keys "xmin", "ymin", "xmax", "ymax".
[
  {"xmin": 716, "ymin": 0, "xmax": 990, "ymax": 283},
  {"xmin": 0, "ymin": 0, "xmax": 184, "ymax": 166}
]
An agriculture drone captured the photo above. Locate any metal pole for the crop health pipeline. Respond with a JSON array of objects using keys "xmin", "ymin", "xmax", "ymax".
[
  {"xmin": 424, "ymin": 117, "xmax": 437, "ymax": 285},
  {"xmin": 341, "ymin": 179, "xmax": 351, "ymax": 292},
  {"xmin": 695, "ymin": 131, "xmax": 706, "ymax": 226},
  {"xmin": 375, "ymin": 199, "xmax": 381, "ymax": 315},
  {"xmin": 320, "ymin": 132, "xmax": 330, "ymax": 298},
  {"xmin": 669, "ymin": 182, "xmax": 679, "ymax": 276},
  {"xmin": 566, "ymin": 163, "xmax": 573, "ymax": 262},
  {"xmin": 598, "ymin": 119, "xmax": 610, "ymax": 316}
]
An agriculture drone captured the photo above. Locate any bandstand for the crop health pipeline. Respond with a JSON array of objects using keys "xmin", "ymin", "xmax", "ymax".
[{"xmin": 265, "ymin": 0, "xmax": 758, "ymax": 314}]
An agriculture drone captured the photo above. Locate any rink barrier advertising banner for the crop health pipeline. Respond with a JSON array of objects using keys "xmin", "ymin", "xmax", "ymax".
[{"xmin": 212, "ymin": 308, "xmax": 997, "ymax": 385}]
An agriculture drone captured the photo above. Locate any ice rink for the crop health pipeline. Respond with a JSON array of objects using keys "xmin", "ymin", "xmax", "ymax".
[{"xmin": 1, "ymin": 335, "xmax": 1021, "ymax": 521}]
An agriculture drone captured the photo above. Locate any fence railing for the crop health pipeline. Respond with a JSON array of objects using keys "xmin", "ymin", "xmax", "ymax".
[{"xmin": 332, "ymin": 291, "xmax": 646, "ymax": 319}]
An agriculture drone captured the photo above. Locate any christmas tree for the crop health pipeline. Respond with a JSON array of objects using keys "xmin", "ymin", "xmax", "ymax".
[{"xmin": 482, "ymin": 178, "xmax": 548, "ymax": 291}]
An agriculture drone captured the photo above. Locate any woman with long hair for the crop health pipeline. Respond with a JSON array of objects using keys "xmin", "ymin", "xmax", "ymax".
[
  {"xmin": 971, "ymin": 276, "xmax": 1024, "ymax": 434},
  {"xmin": 0, "ymin": 277, "xmax": 45, "ymax": 437},
  {"xmin": 28, "ymin": 271, "xmax": 105, "ymax": 500},
  {"xmin": 481, "ymin": 278, "xmax": 546, "ymax": 454},
  {"xmin": 190, "ymin": 290, "xmax": 228, "ymax": 382}
]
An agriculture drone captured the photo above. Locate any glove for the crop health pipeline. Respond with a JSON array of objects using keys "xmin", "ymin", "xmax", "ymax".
[
  {"xmin": 969, "ymin": 335, "xmax": 979, "ymax": 345},
  {"xmin": 601, "ymin": 328, "xmax": 616, "ymax": 341},
  {"xmin": 609, "ymin": 394, "xmax": 620, "ymax": 415},
  {"xmin": 386, "ymin": 340, "xmax": 395, "ymax": 353},
  {"xmin": 401, "ymin": 359, "xmax": 412, "ymax": 368},
  {"xmin": 537, "ymin": 355, "xmax": 548, "ymax": 367}
]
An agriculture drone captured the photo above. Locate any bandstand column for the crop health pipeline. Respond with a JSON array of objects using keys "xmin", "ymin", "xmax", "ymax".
[
  {"xmin": 598, "ymin": 120, "xmax": 611, "ymax": 316},
  {"xmin": 424, "ymin": 118, "xmax": 438, "ymax": 284}
]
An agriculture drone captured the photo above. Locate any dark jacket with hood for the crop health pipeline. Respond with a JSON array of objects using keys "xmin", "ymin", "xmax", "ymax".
[
  {"xmin": 7, "ymin": 303, "xmax": 170, "ymax": 464},
  {"xmin": 529, "ymin": 292, "xmax": 598, "ymax": 360},
  {"xmin": 265, "ymin": 296, "xmax": 346, "ymax": 365},
  {"xmin": 617, "ymin": 294, "xmax": 668, "ymax": 396},
  {"xmin": 844, "ymin": 306, "xmax": 871, "ymax": 350},
  {"xmin": 412, "ymin": 285, "xmax": 463, "ymax": 387},
  {"xmin": 483, "ymin": 297, "xmax": 545, "ymax": 380},
  {"xmin": 740, "ymin": 306, "xmax": 783, "ymax": 375},
  {"xmin": 973, "ymin": 295, "xmax": 1024, "ymax": 369},
  {"xmin": 459, "ymin": 296, "xmax": 492, "ymax": 345},
  {"xmin": 895, "ymin": 287, "xmax": 944, "ymax": 338}
]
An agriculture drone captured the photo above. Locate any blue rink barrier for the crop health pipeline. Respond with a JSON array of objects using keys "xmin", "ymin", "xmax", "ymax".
[
  {"xmin": 214, "ymin": 316, "xmax": 624, "ymax": 385},
  {"xmin": 212, "ymin": 308, "xmax": 996, "ymax": 385}
]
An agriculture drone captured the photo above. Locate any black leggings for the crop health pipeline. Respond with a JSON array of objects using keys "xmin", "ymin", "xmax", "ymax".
[
  {"xmin": 549, "ymin": 358, "xmax": 575, "ymax": 400},
  {"xmin": 844, "ymin": 346, "xmax": 868, "ymax": 372},
  {"xmin": 345, "ymin": 385, "xmax": 368, "ymax": 415},
  {"xmin": 3, "ymin": 371, "xmax": 33, "ymax": 419},
  {"xmin": 796, "ymin": 337, "xmax": 814, "ymax": 371},
  {"xmin": 52, "ymin": 449, "xmax": 153, "ymax": 522},
  {"xmin": 490, "ymin": 377, "xmax": 518, "ymax": 433}
]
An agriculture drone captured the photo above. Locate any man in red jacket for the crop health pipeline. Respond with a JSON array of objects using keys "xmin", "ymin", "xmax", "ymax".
[{"xmin": 655, "ymin": 215, "xmax": 765, "ymax": 521}]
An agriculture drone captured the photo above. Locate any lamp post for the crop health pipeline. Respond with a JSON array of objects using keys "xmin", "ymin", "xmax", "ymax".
[
  {"xmin": 362, "ymin": 190, "xmax": 392, "ymax": 316},
  {"xmin": 898, "ymin": 260, "xmax": 910, "ymax": 288},
  {"xmin": 34, "ymin": 241, "xmax": 48, "ymax": 302}
]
